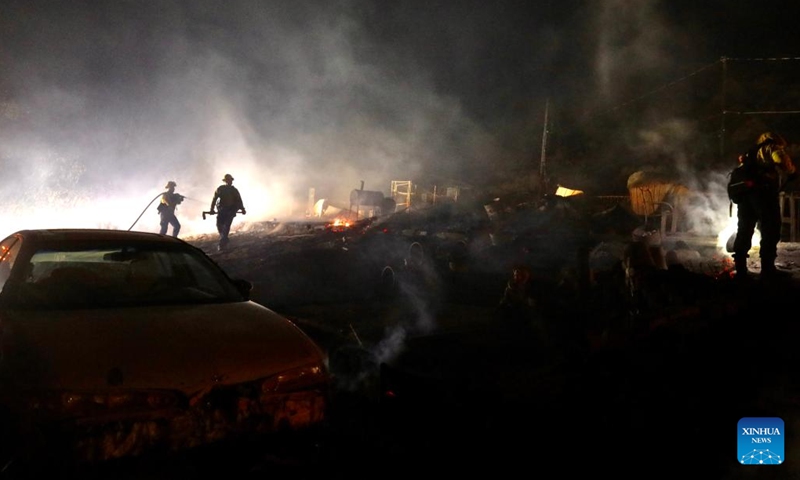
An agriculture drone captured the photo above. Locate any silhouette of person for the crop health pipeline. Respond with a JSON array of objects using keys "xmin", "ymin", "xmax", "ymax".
[
  {"xmin": 159, "ymin": 181, "xmax": 183, "ymax": 237},
  {"xmin": 209, "ymin": 173, "xmax": 246, "ymax": 250},
  {"xmin": 732, "ymin": 132, "xmax": 796, "ymax": 278}
]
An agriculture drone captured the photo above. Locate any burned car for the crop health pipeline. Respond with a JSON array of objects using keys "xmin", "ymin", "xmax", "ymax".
[{"xmin": 0, "ymin": 229, "xmax": 329, "ymax": 470}]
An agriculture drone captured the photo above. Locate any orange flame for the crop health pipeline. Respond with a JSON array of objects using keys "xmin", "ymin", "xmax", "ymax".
[
  {"xmin": 332, "ymin": 218, "xmax": 350, "ymax": 228},
  {"xmin": 326, "ymin": 217, "xmax": 352, "ymax": 233}
]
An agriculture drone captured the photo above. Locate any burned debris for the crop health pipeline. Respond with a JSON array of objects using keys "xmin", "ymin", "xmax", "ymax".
[{"xmin": 195, "ymin": 182, "xmax": 753, "ymax": 359}]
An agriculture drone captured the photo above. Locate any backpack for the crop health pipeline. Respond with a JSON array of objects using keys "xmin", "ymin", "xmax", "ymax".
[{"xmin": 727, "ymin": 141, "xmax": 773, "ymax": 205}]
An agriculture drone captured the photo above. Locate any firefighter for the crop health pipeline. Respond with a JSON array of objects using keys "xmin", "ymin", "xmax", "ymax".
[
  {"xmin": 158, "ymin": 181, "xmax": 183, "ymax": 237},
  {"xmin": 733, "ymin": 132, "xmax": 797, "ymax": 279},
  {"xmin": 209, "ymin": 173, "xmax": 246, "ymax": 251}
]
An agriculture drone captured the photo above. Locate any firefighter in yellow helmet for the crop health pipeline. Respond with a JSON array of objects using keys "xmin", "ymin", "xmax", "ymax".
[{"xmin": 732, "ymin": 132, "xmax": 797, "ymax": 279}]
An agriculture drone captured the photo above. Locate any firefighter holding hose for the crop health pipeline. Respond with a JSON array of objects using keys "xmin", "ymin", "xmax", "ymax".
[{"xmin": 159, "ymin": 180, "xmax": 184, "ymax": 237}]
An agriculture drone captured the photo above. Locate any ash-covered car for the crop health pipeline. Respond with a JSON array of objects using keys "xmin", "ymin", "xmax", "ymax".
[{"xmin": 0, "ymin": 229, "xmax": 329, "ymax": 472}]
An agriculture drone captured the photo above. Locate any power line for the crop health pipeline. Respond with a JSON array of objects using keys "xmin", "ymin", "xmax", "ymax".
[
  {"xmin": 719, "ymin": 55, "xmax": 800, "ymax": 158},
  {"xmin": 587, "ymin": 59, "xmax": 721, "ymax": 118},
  {"xmin": 587, "ymin": 55, "xmax": 800, "ymax": 119},
  {"xmin": 724, "ymin": 110, "xmax": 800, "ymax": 115},
  {"xmin": 723, "ymin": 56, "xmax": 800, "ymax": 62}
]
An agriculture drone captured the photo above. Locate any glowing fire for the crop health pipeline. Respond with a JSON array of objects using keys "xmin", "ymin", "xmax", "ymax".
[
  {"xmin": 325, "ymin": 217, "xmax": 352, "ymax": 233},
  {"xmin": 712, "ymin": 254, "xmax": 736, "ymax": 279},
  {"xmin": 715, "ymin": 204, "xmax": 761, "ymax": 254},
  {"xmin": 555, "ymin": 185, "xmax": 584, "ymax": 197},
  {"xmin": 716, "ymin": 216, "xmax": 737, "ymax": 252}
]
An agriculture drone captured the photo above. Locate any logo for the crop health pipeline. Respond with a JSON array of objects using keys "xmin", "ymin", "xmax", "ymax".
[{"xmin": 738, "ymin": 417, "xmax": 784, "ymax": 465}]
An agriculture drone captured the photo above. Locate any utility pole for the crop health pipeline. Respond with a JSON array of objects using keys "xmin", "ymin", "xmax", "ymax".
[{"xmin": 539, "ymin": 98, "xmax": 550, "ymax": 196}]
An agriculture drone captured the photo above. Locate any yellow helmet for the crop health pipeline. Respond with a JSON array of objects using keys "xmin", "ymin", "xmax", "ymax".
[{"xmin": 757, "ymin": 132, "xmax": 787, "ymax": 147}]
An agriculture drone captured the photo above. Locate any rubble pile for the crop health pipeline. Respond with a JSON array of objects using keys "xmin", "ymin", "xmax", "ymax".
[{"xmin": 183, "ymin": 194, "xmax": 780, "ymax": 350}]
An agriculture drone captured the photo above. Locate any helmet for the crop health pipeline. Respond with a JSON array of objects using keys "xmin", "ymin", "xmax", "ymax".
[
  {"xmin": 758, "ymin": 132, "xmax": 787, "ymax": 147},
  {"xmin": 222, "ymin": 174, "xmax": 234, "ymax": 182},
  {"xmin": 164, "ymin": 181, "xmax": 177, "ymax": 189}
]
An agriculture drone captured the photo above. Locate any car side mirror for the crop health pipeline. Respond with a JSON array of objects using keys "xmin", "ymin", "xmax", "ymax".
[{"xmin": 233, "ymin": 279, "xmax": 253, "ymax": 300}]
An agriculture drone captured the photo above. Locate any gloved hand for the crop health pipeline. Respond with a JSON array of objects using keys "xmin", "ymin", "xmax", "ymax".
[
  {"xmin": 241, "ymin": 208, "xmax": 247, "ymax": 215},
  {"xmin": 209, "ymin": 209, "xmax": 216, "ymax": 215}
]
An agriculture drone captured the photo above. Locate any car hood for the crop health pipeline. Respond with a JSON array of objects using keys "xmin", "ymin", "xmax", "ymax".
[{"xmin": 0, "ymin": 301, "xmax": 326, "ymax": 393}]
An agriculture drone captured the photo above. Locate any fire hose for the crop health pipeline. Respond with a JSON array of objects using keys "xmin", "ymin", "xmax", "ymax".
[
  {"xmin": 128, "ymin": 192, "xmax": 167, "ymax": 231},
  {"xmin": 128, "ymin": 193, "xmax": 202, "ymax": 231}
]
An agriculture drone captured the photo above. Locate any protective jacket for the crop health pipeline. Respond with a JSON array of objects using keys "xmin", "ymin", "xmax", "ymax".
[
  {"xmin": 211, "ymin": 185, "xmax": 244, "ymax": 211},
  {"xmin": 755, "ymin": 139, "xmax": 796, "ymax": 189},
  {"xmin": 160, "ymin": 192, "xmax": 183, "ymax": 214}
]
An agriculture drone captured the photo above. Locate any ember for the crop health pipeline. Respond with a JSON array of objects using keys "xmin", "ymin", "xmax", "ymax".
[
  {"xmin": 714, "ymin": 255, "xmax": 736, "ymax": 280},
  {"xmin": 326, "ymin": 218, "xmax": 352, "ymax": 233}
]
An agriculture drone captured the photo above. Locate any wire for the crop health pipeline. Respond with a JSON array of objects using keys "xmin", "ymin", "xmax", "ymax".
[
  {"xmin": 724, "ymin": 110, "xmax": 800, "ymax": 115},
  {"xmin": 586, "ymin": 55, "xmax": 800, "ymax": 120},
  {"xmin": 128, "ymin": 192, "xmax": 166, "ymax": 231},
  {"xmin": 587, "ymin": 59, "xmax": 722, "ymax": 119},
  {"xmin": 723, "ymin": 56, "xmax": 800, "ymax": 62}
]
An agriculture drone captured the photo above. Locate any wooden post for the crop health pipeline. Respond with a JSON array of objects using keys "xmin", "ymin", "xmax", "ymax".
[{"xmin": 539, "ymin": 98, "xmax": 550, "ymax": 196}]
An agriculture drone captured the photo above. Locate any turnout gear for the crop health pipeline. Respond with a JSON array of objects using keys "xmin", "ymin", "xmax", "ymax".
[
  {"xmin": 159, "ymin": 181, "xmax": 183, "ymax": 237},
  {"xmin": 732, "ymin": 132, "xmax": 796, "ymax": 277},
  {"xmin": 733, "ymin": 254, "xmax": 749, "ymax": 279},
  {"xmin": 210, "ymin": 174, "xmax": 246, "ymax": 250},
  {"xmin": 757, "ymin": 131, "xmax": 787, "ymax": 147}
]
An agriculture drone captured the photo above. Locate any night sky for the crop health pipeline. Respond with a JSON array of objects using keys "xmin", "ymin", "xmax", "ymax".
[{"xmin": 1, "ymin": 0, "xmax": 799, "ymax": 236}]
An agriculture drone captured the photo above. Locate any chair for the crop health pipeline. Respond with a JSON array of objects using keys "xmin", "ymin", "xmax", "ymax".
[
  {"xmin": 779, "ymin": 192, "xmax": 799, "ymax": 242},
  {"xmin": 628, "ymin": 187, "xmax": 682, "ymax": 237}
]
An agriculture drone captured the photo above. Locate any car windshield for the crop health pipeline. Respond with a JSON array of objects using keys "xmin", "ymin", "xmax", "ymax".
[{"xmin": 1, "ymin": 241, "xmax": 246, "ymax": 309}]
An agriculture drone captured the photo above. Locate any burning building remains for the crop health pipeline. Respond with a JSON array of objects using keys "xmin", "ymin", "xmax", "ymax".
[{"xmin": 198, "ymin": 172, "xmax": 765, "ymax": 354}]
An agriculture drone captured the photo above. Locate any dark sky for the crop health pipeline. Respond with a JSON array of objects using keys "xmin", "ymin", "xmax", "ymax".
[{"xmin": 1, "ymin": 0, "xmax": 799, "ymax": 235}]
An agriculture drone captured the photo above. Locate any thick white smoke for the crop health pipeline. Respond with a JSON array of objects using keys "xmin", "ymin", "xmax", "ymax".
[{"xmin": 0, "ymin": 1, "xmax": 505, "ymax": 239}]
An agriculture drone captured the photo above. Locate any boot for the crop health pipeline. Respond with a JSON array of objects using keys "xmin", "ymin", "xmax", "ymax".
[
  {"xmin": 760, "ymin": 260, "xmax": 791, "ymax": 280},
  {"xmin": 733, "ymin": 255, "xmax": 749, "ymax": 279}
]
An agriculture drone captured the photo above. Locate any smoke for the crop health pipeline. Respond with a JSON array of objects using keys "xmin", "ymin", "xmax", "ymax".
[
  {"xmin": 0, "ymin": 0, "xmax": 532, "ymax": 239},
  {"xmin": 371, "ymin": 325, "xmax": 407, "ymax": 367},
  {"xmin": 0, "ymin": 0, "xmax": 787, "ymax": 242},
  {"xmin": 593, "ymin": 1, "xmax": 676, "ymax": 104}
]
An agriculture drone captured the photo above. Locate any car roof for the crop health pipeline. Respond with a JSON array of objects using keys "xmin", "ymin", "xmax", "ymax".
[{"xmin": 8, "ymin": 229, "xmax": 184, "ymax": 245}]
